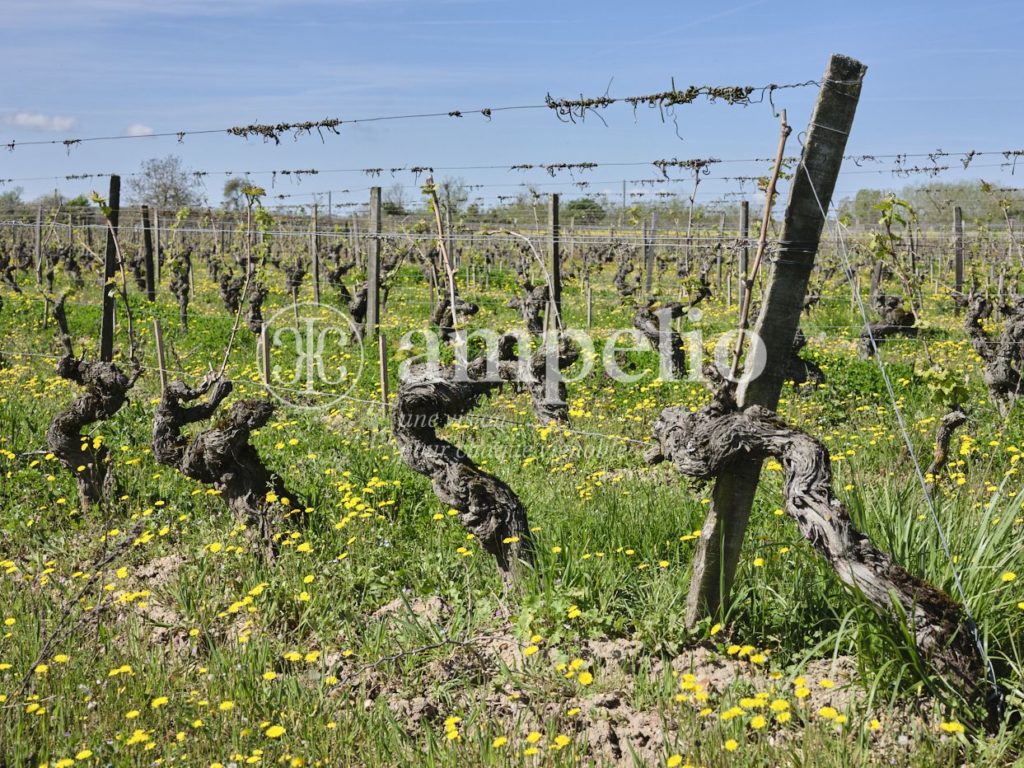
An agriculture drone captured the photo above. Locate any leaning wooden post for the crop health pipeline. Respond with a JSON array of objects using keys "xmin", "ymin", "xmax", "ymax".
[
  {"xmin": 366, "ymin": 187, "xmax": 382, "ymax": 339},
  {"xmin": 548, "ymin": 194, "xmax": 562, "ymax": 329},
  {"xmin": 153, "ymin": 318, "xmax": 167, "ymax": 393},
  {"xmin": 643, "ymin": 217, "xmax": 656, "ymax": 297},
  {"xmin": 685, "ymin": 54, "xmax": 868, "ymax": 628},
  {"xmin": 260, "ymin": 322, "xmax": 271, "ymax": 388},
  {"xmin": 99, "ymin": 175, "xmax": 121, "ymax": 363},
  {"xmin": 954, "ymin": 205, "xmax": 964, "ymax": 312},
  {"xmin": 34, "ymin": 205, "xmax": 43, "ymax": 286},
  {"xmin": 311, "ymin": 203, "xmax": 321, "ymax": 305},
  {"xmin": 153, "ymin": 210, "xmax": 162, "ymax": 284},
  {"xmin": 378, "ymin": 333, "xmax": 389, "ymax": 412},
  {"xmin": 738, "ymin": 201, "xmax": 750, "ymax": 309},
  {"xmin": 142, "ymin": 205, "xmax": 156, "ymax": 302}
]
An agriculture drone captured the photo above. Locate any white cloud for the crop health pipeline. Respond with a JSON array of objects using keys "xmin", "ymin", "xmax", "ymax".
[
  {"xmin": 4, "ymin": 112, "xmax": 76, "ymax": 132},
  {"xmin": 125, "ymin": 123, "xmax": 154, "ymax": 137}
]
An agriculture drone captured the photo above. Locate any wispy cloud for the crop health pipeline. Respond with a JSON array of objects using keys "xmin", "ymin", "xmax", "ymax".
[
  {"xmin": 3, "ymin": 112, "xmax": 77, "ymax": 132},
  {"xmin": 125, "ymin": 123, "xmax": 154, "ymax": 136}
]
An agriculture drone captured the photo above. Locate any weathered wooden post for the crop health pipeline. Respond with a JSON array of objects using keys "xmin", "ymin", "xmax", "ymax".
[
  {"xmin": 153, "ymin": 318, "xmax": 167, "ymax": 393},
  {"xmin": 366, "ymin": 187, "xmax": 382, "ymax": 339},
  {"xmin": 548, "ymin": 194, "xmax": 562, "ymax": 329},
  {"xmin": 738, "ymin": 201, "xmax": 750, "ymax": 309},
  {"xmin": 954, "ymin": 205, "xmax": 964, "ymax": 312},
  {"xmin": 643, "ymin": 217, "xmax": 656, "ymax": 297},
  {"xmin": 260, "ymin": 322, "xmax": 271, "ymax": 389},
  {"xmin": 99, "ymin": 175, "xmax": 121, "ymax": 363},
  {"xmin": 311, "ymin": 203, "xmax": 321, "ymax": 305},
  {"xmin": 378, "ymin": 333, "xmax": 389, "ymax": 412},
  {"xmin": 142, "ymin": 205, "xmax": 156, "ymax": 302},
  {"xmin": 153, "ymin": 210, "xmax": 162, "ymax": 284},
  {"xmin": 685, "ymin": 54, "xmax": 868, "ymax": 628},
  {"xmin": 34, "ymin": 205, "xmax": 43, "ymax": 286}
]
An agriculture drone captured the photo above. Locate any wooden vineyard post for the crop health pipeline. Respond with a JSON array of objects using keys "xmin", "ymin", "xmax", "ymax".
[
  {"xmin": 954, "ymin": 205, "xmax": 964, "ymax": 312},
  {"xmin": 378, "ymin": 333, "xmax": 389, "ymax": 412},
  {"xmin": 99, "ymin": 175, "xmax": 121, "ymax": 363},
  {"xmin": 142, "ymin": 205, "xmax": 156, "ymax": 302},
  {"xmin": 34, "ymin": 205, "xmax": 42, "ymax": 286},
  {"xmin": 153, "ymin": 210, "xmax": 161, "ymax": 284},
  {"xmin": 738, "ymin": 201, "xmax": 750, "ymax": 309},
  {"xmin": 548, "ymin": 194, "xmax": 562, "ymax": 330},
  {"xmin": 311, "ymin": 203, "xmax": 320, "ymax": 305},
  {"xmin": 260, "ymin": 322, "xmax": 271, "ymax": 388},
  {"xmin": 366, "ymin": 187, "xmax": 382, "ymax": 339},
  {"xmin": 684, "ymin": 54, "xmax": 868, "ymax": 628},
  {"xmin": 153, "ymin": 318, "xmax": 167, "ymax": 393},
  {"xmin": 643, "ymin": 217, "xmax": 656, "ymax": 297}
]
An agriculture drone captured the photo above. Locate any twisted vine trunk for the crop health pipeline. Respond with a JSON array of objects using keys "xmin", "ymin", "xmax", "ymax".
[
  {"xmin": 431, "ymin": 295, "xmax": 479, "ymax": 343},
  {"xmin": 46, "ymin": 296, "xmax": 140, "ymax": 512},
  {"xmin": 965, "ymin": 295, "xmax": 1023, "ymax": 415},
  {"xmin": 924, "ymin": 407, "xmax": 967, "ymax": 495},
  {"xmin": 860, "ymin": 294, "xmax": 917, "ymax": 357},
  {"xmin": 152, "ymin": 377, "xmax": 302, "ymax": 561},
  {"xmin": 392, "ymin": 337, "xmax": 577, "ymax": 583},
  {"xmin": 787, "ymin": 327, "xmax": 825, "ymax": 389},
  {"xmin": 508, "ymin": 282, "xmax": 548, "ymax": 335},
  {"xmin": 632, "ymin": 279, "xmax": 710, "ymax": 379},
  {"xmin": 646, "ymin": 386, "xmax": 997, "ymax": 722}
]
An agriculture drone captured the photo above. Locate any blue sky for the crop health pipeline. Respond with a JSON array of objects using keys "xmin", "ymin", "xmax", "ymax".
[{"xmin": 2, "ymin": 0, "xmax": 1023, "ymax": 212}]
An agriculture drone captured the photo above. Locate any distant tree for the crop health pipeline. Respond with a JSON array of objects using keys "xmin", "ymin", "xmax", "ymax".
[
  {"xmin": 222, "ymin": 177, "xmax": 248, "ymax": 211},
  {"xmin": 125, "ymin": 155, "xmax": 205, "ymax": 210},
  {"xmin": 383, "ymin": 183, "xmax": 409, "ymax": 216},
  {"xmin": 438, "ymin": 177, "xmax": 469, "ymax": 216},
  {"xmin": 0, "ymin": 187, "xmax": 24, "ymax": 214},
  {"xmin": 564, "ymin": 197, "xmax": 606, "ymax": 224},
  {"xmin": 64, "ymin": 194, "xmax": 93, "ymax": 224}
]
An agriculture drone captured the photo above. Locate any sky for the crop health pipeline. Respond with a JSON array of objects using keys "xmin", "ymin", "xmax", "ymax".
[{"xmin": 1, "ymin": 0, "xmax": 1023, "ymax": 213}]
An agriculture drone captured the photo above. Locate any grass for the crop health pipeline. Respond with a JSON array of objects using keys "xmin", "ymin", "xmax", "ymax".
[{"xmin": 1, "ymin": 237, "xmax": 1023, "ymax": 767}]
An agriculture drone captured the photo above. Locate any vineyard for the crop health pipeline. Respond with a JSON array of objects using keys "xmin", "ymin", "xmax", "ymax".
[{"xmin": 2, "ymin": 49, "xmax": 1024, "ymax": 768}]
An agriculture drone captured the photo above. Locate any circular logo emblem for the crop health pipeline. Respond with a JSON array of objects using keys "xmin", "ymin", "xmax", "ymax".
[{"xmin": 258, "ymin": 302, "xmax": 365, "ymax": 411}]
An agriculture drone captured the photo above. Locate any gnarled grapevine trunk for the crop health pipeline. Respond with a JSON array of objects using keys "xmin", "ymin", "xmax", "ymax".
[
  {"xmin": 646, "ymin": 382, "xmax": 997, "ymax": 722},
  {"xmin": 431, "ymin": 295, "xmax": 479, "ymax": 343},
  {"xmin": 861, "ymin": 293, "xmax": 916, "ymax": 357},
  {"xmin": 152, "ymin": 376, "xmax": 302, "ymax": 561},
  {"xmin": 924, "ymin": 407, "xmax": 967, "ymax": 494},
  {"xmin": 965, "ymin": 294, "xmax": 1023, "ymax": 415},
  {"xmin": 392, "ymin": 336, "xmax": 577, "ymax": 583},
  {"xmin": 46, "ymin": 296, "xmax": 141, "ymax": 512},
  {"xmin": 787, "ymin": 327, "xmax": 825, "ymax": 389},
  {"xmin": 632, "ymin": 278, "xmax": 710, "ymax": 379}
]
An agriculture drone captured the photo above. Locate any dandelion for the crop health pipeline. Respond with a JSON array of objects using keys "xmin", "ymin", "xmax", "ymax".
[
  {"xmin": 75, "ymin": 750, "xmax": 93, "ymax": 760},
  {"xmin": 265, "ymin": 725, "xmax": 286, "ymax": 738},
  {"xmin": 151, "ymin": 696, "xmax": 169, "ymax": 708},
  {"xmin": 724, "ymin": 739, "xmax": 738, "ymax": 752},
  {"xmin": 492, "ymin": 736, "xmax": 508, "ymax": 748},
  {"xmin": 750, "ymin": 715, "xmax": 767, "ymax": 730},
  {"xmin": 939, "ymin": 721, "xmax": 965, "ymax": 734},
  {"xmin": 1001, "ymin": 571, "xmax": 1017, "ymax": 583},
  {"xmin": 262, "ymin": 671, "xmax": 277, "ymax": 681},
  {"xmin": 577, "ymin": 670, "xmax": 594, "ymax": 686},
  {"xmin": 523, "ymin": 645, "xmax": 539, "ymax": 657},
  {"xmin": 219, "ymin": 700, "xmax": 235, "ymax": 711},
  {"xmin": 526, "ymin": 731, "xmax": 542, "ymax": 744},
  {"xmin": 667, "ymin": 756, "xmax": 684, "ymax": 768}
]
